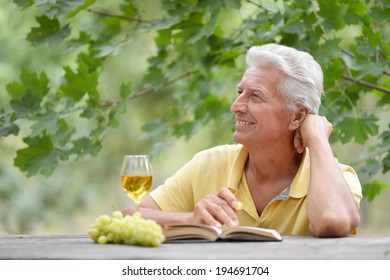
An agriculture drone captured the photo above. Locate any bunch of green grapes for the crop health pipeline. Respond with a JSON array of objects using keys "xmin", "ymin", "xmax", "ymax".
[{"xmin": 88, "ymin": 211, "xmax": 165, "ymax": 247}]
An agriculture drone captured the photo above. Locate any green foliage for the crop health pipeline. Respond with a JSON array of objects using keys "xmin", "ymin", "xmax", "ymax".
[
  {"xmin": 335, "ymin": 114, "xmax": 379, "ymax": 144},
  {"xmin": 1, "ymin": 0, "xmax": 389, "ymax": 211},
  {"xmin": 363, "ymin": 179, "xmax": 390, "ymax": 202}
]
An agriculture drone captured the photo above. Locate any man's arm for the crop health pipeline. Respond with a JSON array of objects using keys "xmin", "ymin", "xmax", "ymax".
[
  {"xmin": 299, "ymin": 114, "xmax": 360, "ymax": 237},
  {"xmin": 122, "ymin": 195, "xmax": 193, "ymax": 225},
  {"xmin": 122, "ymin": 188, "xmax": 240, "ymax": 228}
]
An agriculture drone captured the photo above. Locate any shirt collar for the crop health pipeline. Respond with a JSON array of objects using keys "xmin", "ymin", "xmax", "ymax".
[
  {"xmin": 226, "ymin": 145, "xmax": 248, "ymax": 195},
  {"xmin": 228, "ymin": 145, "xmax": 310, "ymax": 199},
  {"xmin": 271, "ymin": 148, "xmax": 311, "ymax": 199},
  {"xmin": 289, "ymin": 147, "xmax": 310, "ymax": 198}
]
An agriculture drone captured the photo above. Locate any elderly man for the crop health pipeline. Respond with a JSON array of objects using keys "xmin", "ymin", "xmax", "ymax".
[{"xmin": 123, "ymin": 43, "xmax": 362, "ymax": 237}]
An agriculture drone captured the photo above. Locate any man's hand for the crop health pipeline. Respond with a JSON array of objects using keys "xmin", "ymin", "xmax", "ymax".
[
  {"xmin": 294, "ymin": 114, "xmax": 333, "ymax": 153},
  {"xmin": 191, "ymin": 187, "xmax": 240, "ymax": 228}
]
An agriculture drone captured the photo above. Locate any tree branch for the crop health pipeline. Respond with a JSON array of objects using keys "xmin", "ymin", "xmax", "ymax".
[
  {"xmin": 86, "ymin": 9, "xmax": 151, "ymax": 24},
  {"xmin": 98, "ymin": 71, "xmax": 198, "ymax": 109},
  {"xmin": 341, "ymin": 50, "xmax": 390, "ymax": 78},
  {"xmin": 342, "ymin": 75, "xmax": 390, "ymax": 95},
  {"xmin": 246, "ymin": 0, "xmax": 276, "ymax": 13},
  {"xmin": 348, "ymin": 145, "xmax": 390, "ymax": 167},
  {"xmin": 130, "ymin": 70, "xmax": 198, "ymax": 99}
]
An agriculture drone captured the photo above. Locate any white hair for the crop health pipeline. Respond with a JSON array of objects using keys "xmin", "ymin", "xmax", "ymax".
[{"xmin": 246, "ymin": 43, "xmax": 323, "ymax": 114}]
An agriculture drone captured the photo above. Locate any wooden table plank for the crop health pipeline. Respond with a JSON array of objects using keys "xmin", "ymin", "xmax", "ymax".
[{"xmin": 0, "ymin": 234, "xmax": 389, "ymax": 260}]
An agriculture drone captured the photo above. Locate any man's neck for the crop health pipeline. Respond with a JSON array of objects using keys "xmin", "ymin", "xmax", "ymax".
[{"xmin": 245, "ymin": 144, "xmax": 302, "ymax": 183}]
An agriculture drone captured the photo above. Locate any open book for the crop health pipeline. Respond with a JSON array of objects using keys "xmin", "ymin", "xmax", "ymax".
[{"xmin": 163, "ymin": 224, "xmax": 282, "ymax": 242}]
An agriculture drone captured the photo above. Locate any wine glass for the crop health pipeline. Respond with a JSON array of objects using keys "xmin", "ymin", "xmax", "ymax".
[{"xmin": 120, "ymin": 155, "xmax": 153, "ymax": 213}]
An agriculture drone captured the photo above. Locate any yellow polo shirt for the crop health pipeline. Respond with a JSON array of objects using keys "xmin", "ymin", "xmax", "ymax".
[{"xmin": 150, "ymin": 145, "xmax": 362, "ymax": 235}]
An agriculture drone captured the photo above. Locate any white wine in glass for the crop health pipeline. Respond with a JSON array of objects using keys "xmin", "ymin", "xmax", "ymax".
[{"xmin": 121, "ymin": 155, "xmax": 153, "ymax": 212}]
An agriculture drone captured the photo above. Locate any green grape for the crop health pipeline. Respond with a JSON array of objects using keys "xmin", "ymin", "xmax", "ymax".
[
  {"xmin": 107, "ymin": 232, "xmax": 114, "ymax": 242},
  {"xmin": 98, "ymin": 235, "xmax": 108, "ymax": 244},
  {"xmin": 98, "ymin": 214, "xmax": 110, "ymax": 223},
  {"xmin": 112, "ymin": 211, "xmax": 123, "ymax": 219},
  {"xmin": 87, "ymin": 211, "xmax": 165, "ymax": 247},
  {"xmin": 234, "ymin": 201, "xmax": 243, "ymax": 211},
  {"xmin": 88, "ymin": 228, "xmax": 99, "ymax": 239}
]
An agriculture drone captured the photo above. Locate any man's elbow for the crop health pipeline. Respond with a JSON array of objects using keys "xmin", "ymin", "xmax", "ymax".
[{"xmin": 310, "ymin": 212, "xmax": 360, "ymax": 238}]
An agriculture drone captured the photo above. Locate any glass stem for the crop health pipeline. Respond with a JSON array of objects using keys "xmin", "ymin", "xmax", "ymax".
[{"xmin": 134, "ymin": 201, "xmax": 140, "ymax": 213}]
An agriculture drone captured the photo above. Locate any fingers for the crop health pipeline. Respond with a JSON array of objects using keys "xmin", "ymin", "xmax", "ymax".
[
  {"xmin": 297, "ymin": 114, "xmax": 333, "ymax": 148},
  {"xmin": 193, "ymin": 188, "xmax": 240, "ymax": 228},
  {"xmin": 218, "ymin": 187, "xmax": 239, "ymax": 210},
  {"xmin": 293, "ymin": 130, "xmax": 305, "ymax": 154},
  {"xmin": 327, "ymin": 120, "xmax": 333, "ymax": 134}
]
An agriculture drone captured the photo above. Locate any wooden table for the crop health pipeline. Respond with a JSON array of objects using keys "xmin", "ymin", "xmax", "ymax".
[{"xmin": 1, "ymin": 234, "xmax": 389, "ymax": 259}]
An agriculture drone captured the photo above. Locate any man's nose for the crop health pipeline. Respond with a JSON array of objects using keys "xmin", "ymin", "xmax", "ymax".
[{"xmin": 230, "ymin": 95, "xmax": 247, "ymax": 114}]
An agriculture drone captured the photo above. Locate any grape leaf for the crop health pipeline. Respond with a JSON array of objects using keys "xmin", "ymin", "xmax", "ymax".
[
  {"xmin": 120, "ymin": 0, "xmax": 138, "ymax": 17},
  {"xmin": 363, "ymin": 180, "xmax": 390, "ymax": 202},
  {"xmin": 343, "ymin": 0, "xmax": 368, "ymax": 24},
  {"xmin": 379, "ymin": 130, "xmax": 390, "ymax": 173},
  {"xmin": 71, "ymin": 137, "xmax": 101, "ymax": 157},
  {"xmin": 13, "ymin": 0, "xmax": 33, "ymax": 9},
  {"xmin": 52, "ymin": 119, "xmax": 75, "ymax": 146},
  {"xmin": 195, "ymin": 94, "xmax": 230, "ymax": 122},
  {"xmin": 119, "ymin": 82, "xmax": 133, "ymax": 102},
  {"xmin": 317, "ymin": 0, "xmax": 348, "ymax": 31},
  {"xmin": 66, "ymin": 0, "xmax": 96, "ymax": 18},
  {"xmin": 0, "ymin": 111, "xmax": 20, "ymax": 137},
  {"xmin": 7, "ymin": 70, "xmax": 49, "ymax": 101},
  {"xmin": 141, "ymin": 119, "xmax": 172, "ymax": 141},
  {"xmin": 10, "ymin": 90, "xmax": 41, "ymax": 117},
  {"xmin": 30, "ymin": 111, "xmax": 59, "ymax": 137},
  {"xmin": 59, "ymin": 60, "xmax": 99, "ymax": 103},
  {"xmin": 14, "ymin": 135, "xmax": 64, "ymax": 177},
  {"xmin": 27, "ymin": 15, "xmax": 70, "ymax": 45},
  {"xmin": 336, "ymin": 114, "xmax": 379, "ymax": 144},
  {"xmin": 220, "ymin": 0, "xmax": 241, "ymax": 9},
  {"xmin": 186, "ymin": 9, "xmax": 220, "ymax": 44},
  {"xmin": 383, "ymin": 153, "xmax": 390, "ymax": 173}
]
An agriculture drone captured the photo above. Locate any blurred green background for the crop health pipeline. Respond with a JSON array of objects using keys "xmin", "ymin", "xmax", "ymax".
[{"xmin": 0, "ymin": 0, "xmax": 389, "ymax": 235}]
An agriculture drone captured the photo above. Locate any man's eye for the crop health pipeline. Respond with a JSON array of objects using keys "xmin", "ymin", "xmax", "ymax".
[
  {"xmin": 251, "ymin": 94, "xmax": 262, "ymax": 101},
  {"xmin": 237, "ymin": 90, "xmax": 243, "ymax": 95}
]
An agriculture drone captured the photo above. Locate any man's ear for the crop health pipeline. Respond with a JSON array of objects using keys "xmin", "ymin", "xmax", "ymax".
[{"xmin": 288, "ymin": 107, "xmax": 309, "ymax": 131}]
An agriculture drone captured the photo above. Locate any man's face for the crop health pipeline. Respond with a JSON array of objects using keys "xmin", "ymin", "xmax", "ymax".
[{"xmin": 230, "ymin": 66, "xmax": 293, "ymax": 148}]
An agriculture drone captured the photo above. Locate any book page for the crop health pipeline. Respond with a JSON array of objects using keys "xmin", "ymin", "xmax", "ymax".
[
  {"xmin": 220, "ymin": 226, "xmax": 282, "ymax": 241},
  {"xmin": 163, "ymin": 224, "xmax": 223, "ymax": 241}
]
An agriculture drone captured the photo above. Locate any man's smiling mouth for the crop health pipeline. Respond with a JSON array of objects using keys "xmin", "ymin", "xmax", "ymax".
[{"xmin": 236, "ymin": 120, "xmax": 254, "ymax": 125}]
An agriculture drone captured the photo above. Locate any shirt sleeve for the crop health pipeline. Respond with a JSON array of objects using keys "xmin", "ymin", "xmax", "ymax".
[
  {"xmin": 149, "ymin": 157, "xmax": 197, "ymax": 212},
  {"xmin": 340, "ymin": 164, "xmax": 363, "ymax": 209},
  {"xmin": 149, "ymin": 145, "xmax": 242, "ymax": 213}
]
